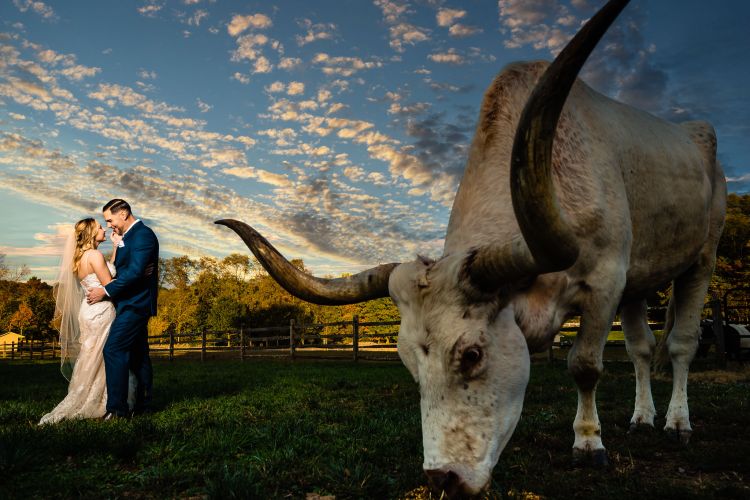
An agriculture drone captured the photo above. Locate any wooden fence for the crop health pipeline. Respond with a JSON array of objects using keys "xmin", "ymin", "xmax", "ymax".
[
  {"xmin": 2, "ymin": 299, "xmax": 745, "ymax": 364},
  {"xmin": 146, "ymin": 315, "xmax": 401, "ymax": 362},
  {"xmin": 1, "ymin": 339, "xmax": 58, "ymax": 361}
]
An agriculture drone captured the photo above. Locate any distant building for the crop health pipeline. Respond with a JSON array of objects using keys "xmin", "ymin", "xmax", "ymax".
[{"xmin": 0, "ymin": 332, "xmax": 25, "ymax": 345}]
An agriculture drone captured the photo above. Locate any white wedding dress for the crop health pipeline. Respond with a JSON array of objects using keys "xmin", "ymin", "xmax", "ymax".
[{"xmin": 40, "ymin": 262, "xmax": 134, "ymax": 424}]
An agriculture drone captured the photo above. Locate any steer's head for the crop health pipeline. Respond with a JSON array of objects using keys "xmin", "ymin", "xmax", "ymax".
[
  {"xmin": 216, "ymin": 0, "xmax": 628, "ymax": 497},
  {"xmin": 389, "ymin": 255, "xmax": 530, "ymax": 495}
]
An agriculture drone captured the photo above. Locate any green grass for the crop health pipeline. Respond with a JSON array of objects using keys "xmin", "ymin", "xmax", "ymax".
[{"xmin": 0, "ymin": 358, "xmax": 748, "ymax": 499}]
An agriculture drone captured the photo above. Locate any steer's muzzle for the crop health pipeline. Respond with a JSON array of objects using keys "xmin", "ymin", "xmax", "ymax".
[{"xmin": 425, "ymin": 467, "xmax": 485, "ymax": 498}]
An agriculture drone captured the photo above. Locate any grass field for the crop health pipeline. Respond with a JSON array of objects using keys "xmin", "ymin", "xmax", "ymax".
[{"xmin": 1, "ymin": 358, "xmax": 748, "ymax": 499}]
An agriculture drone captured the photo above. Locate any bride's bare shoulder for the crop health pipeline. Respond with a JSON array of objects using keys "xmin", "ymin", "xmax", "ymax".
[{"xmin": 83, "ymin": 249, "xmax": 105, "ymax": 261}]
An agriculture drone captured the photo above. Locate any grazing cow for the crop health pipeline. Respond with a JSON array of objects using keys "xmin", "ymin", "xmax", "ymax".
[{"xmin": 217, "ymin": 0, "xmax": 726, "ymax": 496}]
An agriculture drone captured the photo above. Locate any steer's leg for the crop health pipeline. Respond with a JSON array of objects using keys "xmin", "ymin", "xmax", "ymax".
[
  {"xmin": 664, "ymin": 258, "xmax": 714, "ymax": 444},
  {"xmin": 567, "ymin": 287, "xmax": 621, "ymax": 466},
  {"xmin": 621, "ymin": 299, "xmax": 656, "ymax": 431}
]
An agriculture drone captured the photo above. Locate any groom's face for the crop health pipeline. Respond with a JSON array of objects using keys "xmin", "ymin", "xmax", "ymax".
[{"xmin": 103, "ymin": 209, "xmax": 128, "ymax": 235}]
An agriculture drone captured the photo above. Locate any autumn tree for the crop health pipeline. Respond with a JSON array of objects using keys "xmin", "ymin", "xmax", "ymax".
[{"xmin": 9, "ymin": 302, "xmax": 33, "ymax": 337}]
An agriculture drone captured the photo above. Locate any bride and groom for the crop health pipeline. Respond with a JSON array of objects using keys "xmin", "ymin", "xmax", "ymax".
[{"xmin": 39, "ymin": 199, "xmax": 159, "ymax": 424}]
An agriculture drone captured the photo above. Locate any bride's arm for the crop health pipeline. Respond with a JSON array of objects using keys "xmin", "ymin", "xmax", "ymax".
[{"xmin": 89, "ymin": 250, "xmax": 114, "ymax": 286}]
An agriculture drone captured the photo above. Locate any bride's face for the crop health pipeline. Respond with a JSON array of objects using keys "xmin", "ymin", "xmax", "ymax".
[{"xmin": 94, "ymin": 224, "xmax": 106, "ymax": 244}]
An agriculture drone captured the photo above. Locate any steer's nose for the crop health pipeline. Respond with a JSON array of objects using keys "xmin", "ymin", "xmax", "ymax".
[{"xmin": 425, "ymin": 468, "xmax": 466, "ymax": 498}]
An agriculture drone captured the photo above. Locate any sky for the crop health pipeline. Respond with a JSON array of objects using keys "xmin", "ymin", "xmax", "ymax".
[{"xmin": 1, "ymin": 0, "xmax": 748, "ymax": 283}]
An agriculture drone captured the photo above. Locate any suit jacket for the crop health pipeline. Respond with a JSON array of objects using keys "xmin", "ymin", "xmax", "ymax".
[{"xmin": 104, "ymin": 221, "xmax": 159, "ymax": 317}]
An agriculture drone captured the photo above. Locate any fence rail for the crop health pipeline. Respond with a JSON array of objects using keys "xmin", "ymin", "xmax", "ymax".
[{"xmin": 3, "ymin": 298, "xmax": 746, "ymax": 364}]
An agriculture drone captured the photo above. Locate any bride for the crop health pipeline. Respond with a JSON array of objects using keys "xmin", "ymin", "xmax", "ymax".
[{"xmin": 39, "ymin": 218, "xmax": 133, "ymax": 424}]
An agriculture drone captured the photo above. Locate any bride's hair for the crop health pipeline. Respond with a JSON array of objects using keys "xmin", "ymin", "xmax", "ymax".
[{"xmin": 72, "ymin": 218, "xmax": 98, "ymax": 274}]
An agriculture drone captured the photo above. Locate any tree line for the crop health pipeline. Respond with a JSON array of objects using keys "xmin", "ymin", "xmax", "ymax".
[{"xmin": 2, "ymin": 193, "xmax": 749, "ymax": 341}]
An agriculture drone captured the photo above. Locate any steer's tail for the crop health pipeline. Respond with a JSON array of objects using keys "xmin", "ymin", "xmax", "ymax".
[{"xmin": 653, "ymin": 294, "xmax": 674, "ymax": 372}]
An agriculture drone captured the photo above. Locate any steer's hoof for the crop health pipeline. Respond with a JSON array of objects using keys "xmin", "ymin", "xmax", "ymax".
[
  {"xmin": 628, "ymin": 422, "xmax": 655, "ymax": 434},
  {"xmin": 665, "ymin": 428, "xmax": 692, "ymax": 445},
  {"xmin": 571, "ymin": 448, "xmax": 609, "ymax": 468}
]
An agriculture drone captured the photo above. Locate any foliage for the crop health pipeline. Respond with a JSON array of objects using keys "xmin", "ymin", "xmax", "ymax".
[
  {"xmin": 1, "ymin": 359, "xmax": 748, "ymax": 499},
  {"xmin": 0, "ymin": 261, "xmax": 54, "ymax": 341},
  {"xmin": 151, "ymin": 254, "xmax": 400, "ymax": 336}
]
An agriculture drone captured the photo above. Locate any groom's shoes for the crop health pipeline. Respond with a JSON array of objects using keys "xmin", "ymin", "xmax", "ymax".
[{"xmin": 101, "ymin": 411, "xmax": 128, "ymax": 421}]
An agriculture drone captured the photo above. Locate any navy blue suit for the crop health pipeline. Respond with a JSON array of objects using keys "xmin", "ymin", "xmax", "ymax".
[{"xmin": 103, "ymin": 220, "xmax": 159, "ymax": 416}]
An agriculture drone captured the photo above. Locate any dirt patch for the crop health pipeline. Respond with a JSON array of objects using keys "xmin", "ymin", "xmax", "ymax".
[{"xmin": 653, "ymin": 365, "xmax": 750, "ymax": 384}]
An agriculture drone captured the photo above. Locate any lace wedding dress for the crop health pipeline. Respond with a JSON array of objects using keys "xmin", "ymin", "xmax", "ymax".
[{"xmin": 40, "ymin": 262, "xmax": 134, "ymax": 424}]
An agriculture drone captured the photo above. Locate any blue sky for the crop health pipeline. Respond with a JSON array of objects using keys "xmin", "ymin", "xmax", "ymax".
[{"xmin": 1, "ymin": 0, "xmax": 748, "ymax": 283}]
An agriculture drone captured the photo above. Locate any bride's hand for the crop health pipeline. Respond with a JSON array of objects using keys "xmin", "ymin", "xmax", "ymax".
[{"xmin": 110, "ymin": 231, "xmax": 122, "ymax": 246}]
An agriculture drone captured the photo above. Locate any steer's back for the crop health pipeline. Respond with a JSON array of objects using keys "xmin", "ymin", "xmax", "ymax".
[{"xmin": 446, "ymin": 61, "xmax": 726, "ymax": 296}]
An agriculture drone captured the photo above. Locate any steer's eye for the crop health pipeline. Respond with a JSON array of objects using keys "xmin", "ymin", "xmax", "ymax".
[{"xmin": 460, "ymin": 346, "xmax": 483, "ymax": 374}]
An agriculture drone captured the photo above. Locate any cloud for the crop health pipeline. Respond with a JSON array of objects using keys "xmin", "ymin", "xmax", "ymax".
[
  {"xmin": 312, "ymin": 53, "xmax": 383, "ymax": 77},
  {"xmin": 57, "ymin": 64, "xmax": 101, "ymax": 81},
  {"xmin": 448, "ymin": 24, "xmax": 482, "ymax": 37},
  {"xmin": 196, "ymin": 98, "xmax": 212, "ymax": 113},
  {"xmin": 388, "ymin": 23, "xmax": 430, "ymax": 53},
  {"xmin": 388, "ymin": 102, "xmax": 431, "ymax": 115},
  {"xmin": 137, "ymin": 1, "xmax": 164, "ymax": 18},
  {"xmin": 232, "ymin": 72, "xmax": 250, "ymax": 84},
  {"xmin": 0, "ymin": 223, "xmax": 70, "ymax": 258},
  {"xmin": 373, "ymin": 0, "xmax": 430, "ymax": 53},
  {"xmin": 497, "ymin": 0, "xmax": 671, "ymax": 116},
  {"xmin": 287, "ymin": 81, "xmax": 305, "ymax": 95},
  {"xmin": 9, "ymin": 112, "xmax": 26, "ymax": 120},
  {"xmin": 227, "ymin": 13, "xmax": 272, "ymax": 37},
  {"xmin": 231, "ymin": 33, "xmax": 269, "ymax": 62},
  {"xmin": 373, "ymin": 0, "xmax": 409, "ymax": 24},
  {"xmin": 266, "ymin": 81, "xmax": 285, "ymax": 93},
  {"xmin": 36, "ymin": 48, "xmax": 75, "ymax": 66},
  {"xmin": 436, "ymin": 8, "xmax": 465, "ymax": 27},
  {"xmin": 187, "ymin": 9, "xmax": 208, "ymax": 26},
  {"xmin": 1, "ymin": 127, "xmax": 448, "ymax": 275},
  {"xmin": 296, "ymin": 19, "xmax": 337, "ymax": 46},
  {"xmin": 428, "ymin": 49, "xmax": 465, "ymax": 65},
  {"xmin": 278, "ymin": 57, "xmax": 302, "ymax": 71},
  {"xmin": 138, "ymin": 69, "xmax": 158, "ymax": 80},
  {"xmin": 253, "ymin": 56, "xmax": 273, "ymax": 73},
  {"xmin": 12, "ymin": 0, "xmax": 57, "ymax": 20},
  {"xmin": 88, "ymin": 83, "xmax": 183, "ymax": 114}
]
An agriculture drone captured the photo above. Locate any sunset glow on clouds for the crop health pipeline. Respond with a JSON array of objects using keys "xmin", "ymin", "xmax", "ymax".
[{"xmin": 1, "ymin": 0, "xmax": 748, "ymax": 282}]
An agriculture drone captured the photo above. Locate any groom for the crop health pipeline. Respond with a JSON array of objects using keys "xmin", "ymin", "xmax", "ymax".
[{"xmin": 87, "ymin": 199, "xmax": 159, "ymax": 419}]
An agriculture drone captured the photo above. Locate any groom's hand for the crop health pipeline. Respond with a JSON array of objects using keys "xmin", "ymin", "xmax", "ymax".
[
  {"xmin": 87, "ymin": 287, "xmax": 107, "ymax": 304},
  {"xmin": 110, "ymin": 231, "xmax": 122, "ymax": 246}
]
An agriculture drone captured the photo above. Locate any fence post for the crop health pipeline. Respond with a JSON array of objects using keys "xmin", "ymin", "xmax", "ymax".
[
  {"xmin": 711, "ymin": 299, "xmax": 726, "ymax": 368},
  {"xmin": 547, "ymin": 343, "xmax": 554, "ymax": 363},
  {"xmin": 2, "ymin": 342, "xmax": 5, "ymax": 359},
  {"xmin": 290, "ymin": 319, "xmax": 296, "ymax": 360},
  {"xmin": 353, "ymin": 315, "xmax": 359, "ymax": 362},
  {"xmin": 41, "ymin": 341, "xmax": 45, "ymax": 360},
  {"xmin": 52, "ymin": 338, "xmax": 56, "ymax": 359},
  {"xmin": 29, "ymin": 339, "xmax": 33, "ymax": 360},
  {"xmin": 240, "ymin": 323, "xmax": 245, "ymax": 361},
  {"xmin": 11, "ymin": 341, "xmax": 15, "ymax": 361},
  {"xmin": 169, "ymin": 331, "xmax": 175, "ymax": 361},
  {"xmin": 201, "ymin": 329, "xmax": 207, "ymax": 362}
]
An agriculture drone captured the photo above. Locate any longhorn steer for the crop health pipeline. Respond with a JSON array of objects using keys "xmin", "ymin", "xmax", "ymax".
[{"xmin": 216, "ymin": 0, "xmax": 727, "ymax": 496}]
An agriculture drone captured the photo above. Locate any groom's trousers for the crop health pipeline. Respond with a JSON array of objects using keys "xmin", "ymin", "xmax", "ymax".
[{"xmin": 103, "ymin": 309, "xmax": 153, "ymax": 416}]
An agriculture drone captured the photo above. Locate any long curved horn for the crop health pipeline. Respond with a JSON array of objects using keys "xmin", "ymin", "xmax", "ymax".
[
  {"xmin": 468, "ymin": 0, "xmax": 630, "ymax": 291},
  {"xmin": 215, "ymin": 219, "xmax": 399, "ymax": 305}
]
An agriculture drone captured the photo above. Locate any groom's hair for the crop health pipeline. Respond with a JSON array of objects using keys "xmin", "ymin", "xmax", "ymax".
[{"xmin": 103, "ymin": 198, "xmax": 132, "ymax": 216}]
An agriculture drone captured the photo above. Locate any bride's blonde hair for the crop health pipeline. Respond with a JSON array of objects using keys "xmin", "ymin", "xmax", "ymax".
[{"xmin": 72, "ymin": 218, "xmax": 98, "ymax": 274}]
